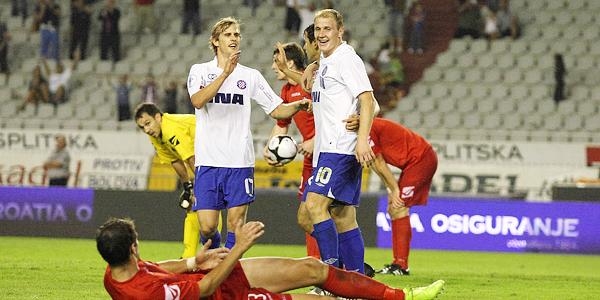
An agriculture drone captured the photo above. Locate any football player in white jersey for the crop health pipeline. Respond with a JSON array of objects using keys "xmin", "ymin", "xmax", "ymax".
[
  {"xmin": 187, "ymin": 17, "xmax": 310, "ymax": 250},
  {"xmin": 303, "ymin": 9, "xmax": 377, "ymax": 275}
]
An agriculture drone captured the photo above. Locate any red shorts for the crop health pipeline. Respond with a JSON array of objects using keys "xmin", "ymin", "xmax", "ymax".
[
  {"xmin": 212, "ymin": 263, "xmax": 293, "ymax": 300},
  {"xmin": 398, "ymin": 147, "xmax": 438, "ymax": 207}
]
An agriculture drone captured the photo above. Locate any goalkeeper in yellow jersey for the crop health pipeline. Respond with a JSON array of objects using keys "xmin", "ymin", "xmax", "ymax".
[{"xmin": 134, "ymin": 102, "xmax": 221, "ymax": 258}]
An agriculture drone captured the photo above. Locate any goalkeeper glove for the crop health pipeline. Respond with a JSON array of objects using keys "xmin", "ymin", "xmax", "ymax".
[{"xmin": 179, "ymin": 181, "xmax": 193, "ymax": 209}]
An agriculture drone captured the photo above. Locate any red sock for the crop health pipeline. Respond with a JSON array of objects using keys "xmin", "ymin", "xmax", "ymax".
[
  {"xmin": 321, "ymin": 265, "xmax": 405, "ymax": 300},
  {"xmin": 392, "ymin": 216, "xmax": 412, "ymax": 269},
  {"xmin": 305, "ymin": 233, "xmax": 320, "ymax": 258}
]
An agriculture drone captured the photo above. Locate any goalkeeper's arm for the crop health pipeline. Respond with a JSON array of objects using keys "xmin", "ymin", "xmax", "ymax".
[{"xmin": 171, "ymin": 159, "xmax": 195, "ymax": 209}]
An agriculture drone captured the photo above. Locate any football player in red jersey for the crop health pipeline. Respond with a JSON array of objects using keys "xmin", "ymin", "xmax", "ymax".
[
  {"xmin": 97, "ymin": 217, "xmax": 445, "ymax": 299},
  {"xmin": 264, "ymin": 41, "xmax": 320, "ymax": 259},
  {"xmin": 346, "ymin": 116, "xmax": 438, "ymax": 275}
]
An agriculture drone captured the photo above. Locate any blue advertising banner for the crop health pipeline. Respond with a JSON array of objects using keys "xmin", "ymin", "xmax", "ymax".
[
  {"xmin": 376, "ymin": 196, "xmax": 600, "ymax": 254},
  {"xmin": 0, "ymin": 187, "xmax": 94, "ymax": 237}
]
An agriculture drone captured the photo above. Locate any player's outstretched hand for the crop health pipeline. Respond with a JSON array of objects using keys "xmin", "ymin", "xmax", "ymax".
[
  {"xmin": 234, "ymin": 220, "xmax": 265, "ymax": 252},
  {"xmin": 343, "ymin": 114, "xmax": 360, "ymax": 132},
  {"xmin": 194, "ymin": 240, "xmax": 230, "ymax": 271}
]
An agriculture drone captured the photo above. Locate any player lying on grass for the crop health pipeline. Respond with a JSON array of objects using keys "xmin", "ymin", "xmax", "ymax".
[{"xmin": 96, "ymin": 217, "xmax": 445, "ymax": 299}]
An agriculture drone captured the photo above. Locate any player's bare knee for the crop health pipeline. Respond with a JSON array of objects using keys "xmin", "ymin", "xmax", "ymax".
[{"xmin": 300, "ymin": 257, "xmax": 328, "ymax": 282}]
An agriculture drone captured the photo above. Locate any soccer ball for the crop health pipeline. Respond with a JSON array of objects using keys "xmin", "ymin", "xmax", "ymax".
[{"xmin": 266, "ymin": 135, "xmax": 298, "ymax": 165}]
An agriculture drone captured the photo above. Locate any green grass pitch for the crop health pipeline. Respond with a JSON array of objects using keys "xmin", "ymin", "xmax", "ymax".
[{"xmin": 1, "ymin": 236, "xmax": 599, "ymax": 299}]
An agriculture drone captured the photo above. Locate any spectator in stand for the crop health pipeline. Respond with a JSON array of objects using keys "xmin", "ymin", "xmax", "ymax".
[
  {"xmin": 384, "ymin": 0, "xmax": 406, "ymax": 54},
  {"xmin": 42, "ymin": 50, "xmax": 79, "ymax": 105},
  {"xmin": 34, "ymin": 0, "xmax": 61, "ymax": 60},
  {"xmin": 19, "ymin": 64, "xmax": 50, "ymax": 111},
  {"xmin": 181, "ymin": 0, "xmax": 201, "ymax": 35},
  {"xmin": 553, "ymin": 53, "xmax": 567, "ymax": 104},
  {"xmin": 496, "ymin": 0, "xmax": 519, "ymax": 39},
  {"xmin": 0, "ymin": 20, "xmax": 11, "ymax": 85},
  {"xmin": 133, "ymin": 0, "xmax": 157, "ymax": 40},
  {"xmin": 407, "ymin": 1, "xmax": 425, "ymax": 54},
  {"xmin": 284, "ymin": 0, "xmax": 302, "ymax": 38},
  {"xmin": 98, "ymin": 0, "xmax": 121, "ymax": 62},
  {"xmin": 180, "ymin": 82, "xmax": 194, "ymax": 114},
  {"xmin": 11, "ymin": 0, "xmax": 29, "ymax": 27},
  {"xmin": 109, "ymin": 73, "xmax": 133, "ymax": 121},
  {"xmin": 481, "ymin": 5, "xmax": 498, "ymax": 40},
  {"xmin": 140, "ymin": 72, "xmax": 159, "ymax": 104},
  {"xmin": 43, "ymin": 134, "xmax": 71, "ymax": 187},
  {"xmin": 69, "ymin": 0, "xmax": 92, "ymax": 60},
  {"xmin": 242, "ymin": 0, "xmax": 259, "ymax": 17},
  {"xmin": 163, "ymin": 79, "xmax": 178, "ymax": 113},
  {"xmin": 454, "ymin": 0, "xmax": 483, "ymax": 39}
]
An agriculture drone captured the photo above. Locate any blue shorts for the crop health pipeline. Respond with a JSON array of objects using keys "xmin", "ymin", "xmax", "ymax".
[
  {"xmin": 192, "ymin": 166, "xmax": 255, "ymax": 210},
  {"xmin": 304, "ymin": 153, "xmax": 362, "ymax": 206}
]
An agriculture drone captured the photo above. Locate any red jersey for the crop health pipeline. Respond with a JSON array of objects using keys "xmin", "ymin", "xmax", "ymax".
[
  {"xmin": 369, "ymin": 117, "xmax": 432, "ymax": 170},
  {"xmin": 277, "ymin": 82, "xmax": 315, "ymax": 194},
  {"xmin": 277, "ymin": 82, "xmax": 315, "ymax": 142},
  {"xmin": 104, "ymin": 260, "xmax": 292, "ymax": 300}
]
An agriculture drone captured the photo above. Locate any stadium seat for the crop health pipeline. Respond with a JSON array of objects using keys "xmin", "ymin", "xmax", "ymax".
[
  {"xmin": 503, "ymin": 69, "xmax": 523, "ymax": 84},
  {"xmin": 42, "ymin": 118, "xmax": 61, "ymax": 130},
  {"xmin": 585, "ymin": 114, "xmax": 600, "ymax": 131},
  {"xmin": 490, "ymin": 85, "xmax": 509, "ymax": 99},
  {"xmin": 422, "ymin": 111, "xmax": 443, "ymax": 129},
  {"xmin": 101, "ymin": 120, "xmax": 120, "ymax": 131},
  {"xmin": 528, "ymin": 40, "xmax": 548, "ymax": 56},
  {"xmin": 483, "ymin": 69, "xmax": 502, "ymax": 83},
  {"xmin": 462, "ymin": 113, "xmax": 481, "ymax": 129},
  {"xmin": 477, "ymin": 54, "xmax": 495, "ymax": 69},
  {"xmin": 437, "ymin": 97, "xmax": 457, "ymax": 113},
  {"xmin": 447, "ymin": 39, "xmax": 468, "ymax": 54},
  {"xmin": 556, "ymin": 101, "xmax": 577, "ymax": 115},
  {"xmin": 497, "ymin": 98, "xmax": 516, "ymax": 114},
  {"xmin": 563, "ymin": 114, "xmax": 584, "ymax": 131},
  {"xmin": 510, "ymin": 85, "xmax": 529, "ymax": 100},
  {"xmin": 569, "ymin": 86, "xmax": 590, "ymax": 100},
  {"xmin": 463, "ymin": 68, "xmax": 483, "ymax": 84},
  {"xmin": 456, "ymin": 55, "xmax": 476, "ymax": 68},
  {"xmin": 529, "ymin": 130, "xmax": 550, "ymax": 142},
  {"xmin": 481, "ymin": 113, "xmax": 502, "ymax": 129},
  {"xmin": 496, "ymin": 53, "xmax": 516, "ymax": 69},
  {"xmin": 536, "ymin": 101, "xmax": 556, "ymax": 115},
  {"xmin": 470, "ymin": 39, "xmax": 488, "ymax": 55},
  {"xmin": 577, "ymin": 101, "xmax": 598, "ymax": 116},
  {"xmin": 430, "ymin": 84, "xmax": 450, "ymax": 99},
  {"xmin": 582, "ymin": 27, "xmax": 599, "ymax": 41},
  {"xmin": 508, "ymin": 130, "xmax": 530, "ymax": 141},
  {"xmin": 442, "ymin": 113, "xmax": 462, "ymax": 129},
  {"xmin": 435, "ymin": 51, "xmax": 455, "ymax": 68},
  {"xmin": 450, "ymin": 84, "xmax": 469, "ymax": 99},
  {"xmin": 477, "ymin": 98, "xmax": 496, "ymax": 113},
  {"xmin": 515, "ymin": 97, "xmax": 537, "ymax": 115},
  {"xmin": 542, "ymin": 113, "xmax": 564, "ymax": 130},
  {"xmin": 399, "ymin": 113, "xmax": 422, "ymax": 128},
  {"xmin": 503, "ymin": 113, "xmax": 524, "ymax": 130},
  {"xmin": 509, "ymin": 41, "xmax": 528, "ymax": 55},
  {"xmin": 467, "ymin": 128, "xmax": 489, "ymax": 141},
  {"xmin": 443, "ymin": 69, "xmax": 463, "ymax": 82},
  {"xmin": 37, "ymin": 103, "xmax": 56, "ymax": 119},
  {"xmin": 456, "ymin": 97, "xmax": 476, "ymax": 113},
  {"xmin": 416, "ymin": 97, "xmax": 436, "ymax": 113},
  {"xmin": 470, "ymin": 85, "xmax": 489, "ymax": 99},
  {"xmin": 570, "ymin": 131, "xmax": 592, "ymax": 143},
  {"xmin": 549, "ymin": 130, "xmax": 572, "ymax": 142},
  {"xmin": 74, "ymin": 105, "xmax": 94, "ymax": 120},
  {"xmin": 489, "ymin": 39, "xmax": 509, "ymax": 55},
  {"xmin": 394, "ymin": 98, "xmax": 415, "ymax": 113},
  {"xmin": 61, "ymin": 119, "xmax": 81, "ymax": 130},
  {"xmin": 422, "ymin": 68, "xmax": 443, "ymax": 83}
]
